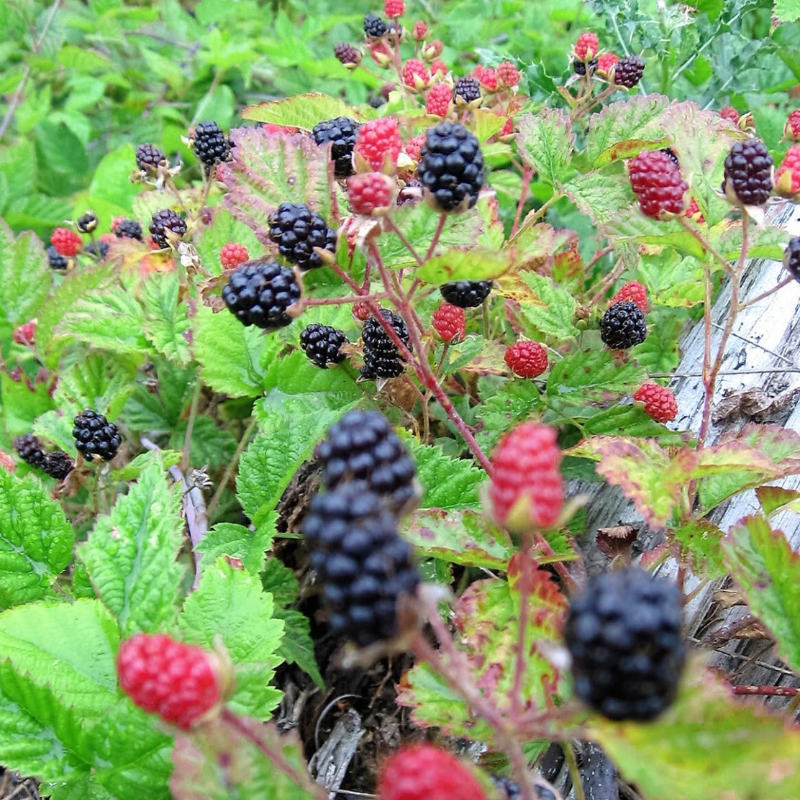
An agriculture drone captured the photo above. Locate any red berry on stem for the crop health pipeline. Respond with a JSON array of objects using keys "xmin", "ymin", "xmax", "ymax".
[
  {"xmin": 353, "ymin": 302, "xmax": 371, "ymax": 322},
  {"xmin": 505, "ymin": 340, "xmax": 548, "ymax": 378},
  {"xmin": 628, "ymin": 150, "xmax": 688, "ymax": 218},
  {"xmin": 117, "ymin": 633, "xmax": 223, "ymax": 730},
  {"xmin": 786, "ymin": 110, "xmax": 800, "ymax": 141},
  {"xmin": 497, "ymin": 60, "xmax": 521, "ymax": 87},
  {"xmin": 610, "ymin": 281, "xmax": 648, "ymax": 312},
  {"xmin": 430, "ymin": 59, "xmax": 448, "ymax": 77},
  {"xmin": 776, "ymin": 145, "xmax": 800, "ymax": 197},
  {"xmin": 425, "ymin": 82, "xmax": 452, "ymax": 117},
  {"xmin": 403, "ymin": 58, "xmax": 430, "ymax": 89},
  {"xmin": 378, "ymin": 744, "xmax": 487, "ymax": 800},
  {"xmin": 348, "ymin": 172, "xmax": 395, "ymax": 215},
  {"xmin": 685, "ymin": 197, "xmax": 705, "ymax": 224},
  {"xmin": 473, "ymin": 64, "xmax": 498, "ymax": 91},
  {"xmin": 220, "ymin": 243, "xmax": 250, "ymax": 270},
  {"xmin": 432, "ymin": 303, "xmax": 466, "ymax": 342},
  {"xmin": 500, "ymin": 117, "xmax": 514, "ymax": 137},
  {"xmin": 597, "ymin": 52, "xmax": 619, "ymax": 76},
  {"xmin": 490, "ymin": 423, "xmax": 563, "ymax": 529},
  {"xmin": 574, "ymin": 32, "xmax": 599, "ymax": 61},
  {"xmin": 13, "ymin": 321, "xmax": 36, "ymax": 346},
  {"xmin": 385, "ymin": 0, "xmax": 405, "ymax": 18},
  {"xmin": 633, "ymin": 383, "xmax": 678, "ymax": 423},
  {"xmin": 355, "ymin": 118, "xmax": 403, "ymax": 172},
  {"xmin": 404, "ymin": 133, "xmax": 426, "ymax": 163},
  {"xmin": 720, "ymin": 106, "xmax": 740, "ymax": 124},
  {"xmin": 412, "ymin": 20, "xmax": 427, "ymax": 40},
  {"xmin": 51, "ymin": 228, "xmax": 82, "ymax": 257}
]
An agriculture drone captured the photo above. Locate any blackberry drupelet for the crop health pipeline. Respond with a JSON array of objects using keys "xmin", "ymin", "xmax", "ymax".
[
  {"xmin": 418, "ymin": 122, "xmax": 484, "ymax": 212},
  {"xmin": 723, "ymin": 138, "xmax": 773, "ymax": 206},
  {"xmin": 222, "ymin": 260, "xmax": 301, "ymax": 329},
  {"xmin": 314, "ymin": 409, "xmax": 417, "ymax": 511},
  {"xmin": 613, "ymin": 55, "xmax": 645, "ymax": 88},
  {"xmin": 192, "ymin": 121, "xmax": 230, "ymax": 173},
  {"xmin": 300, "ymin": 324, "xmax": 348, "ymax": 368},
  {"xmin": 114, "ymin": 218, "xmax": 143, "ymax": 240},
  {"xmin": 311, "ymin": 117, "xmax": 359, "ymax": 178},
  {"xmin": 453, "ymin": 75, "xmax": 481, "ymax": 104},
  {"xmin": 301, "ymin": 482, "xmax": 420, "ymax": 647},
  {"xmin": 136, "ymin": 143, "xmax": 167, "ymax": 174},
  {"xmin": 784, "ymin": 237, "xmax": 800, "ymax": 282},
  {"xmin": 600, "ymin": 300, "xmax": 647, "ymax": 349},
  {"xmin": 14, "ymin": 434, "xmax": 46, "ymax": 469},
  {"xmin": 149, "ymin": 209, "xmax": 187, "ymax": 249},
  {"xmin": 42, "ymin": 451, "xmax": 75, "ymax": 481},
  {"xmin": 440, "ymin": 279, "xmax": 493, "ymax": 308},
  {"xmin": 47, "ymin": 245, "xmax": 69, "ymax": 271},
  {"xmin": 564, "ymin": 567, "xmax": 686, "ymax": 721},
  {"xmin": 364, "ymin": 13, "xmax": 388, "ymax": 38},
  {"xmin": 361, "ymin": 309, "xmax": 412, "ymax": 380},
  {"xmin": 268, "ymin": 202, "xmax": 337, "ymax": 271},
  {"xmin": 73, "ymin": 410, "xmax": 122, "ymax": 462}
]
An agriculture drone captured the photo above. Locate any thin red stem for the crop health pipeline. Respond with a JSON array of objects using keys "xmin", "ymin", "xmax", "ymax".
[
  {"xmin": 731, "ymin": 685, "xmax": 798, "ymax": 697},
  {"xmin": 304, "ymin": 292, "xmax": 388, "ymax": 306},
  {"xmin": 511, "ymin": 167, "xmax": 533, "ymax": 238},
  {"xmin": 424, "ymin": 212, "xmax": 447, "ymax": 261}
]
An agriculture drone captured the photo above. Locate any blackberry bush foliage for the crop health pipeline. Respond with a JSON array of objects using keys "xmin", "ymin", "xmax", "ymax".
[{"xmin": 1, "ymin": 5, "xmax": 800, "ymax": 800}]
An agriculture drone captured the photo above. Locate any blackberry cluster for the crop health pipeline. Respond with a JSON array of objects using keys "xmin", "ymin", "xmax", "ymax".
[
  {"xmin": 723, "ymin": 139, "xmax": 773, "ymax": 206},
  {"xmin": 613, "ymin": 55, "xmax": 645, "ymax": 88},
  {"xmin": 418, "ymin": 122, "xmax": 485, "ymax": 212},
  {"xmin": 14, "ymin": 434, "xmax": 46, "ymax": 469},
  {"xmin": 364, "ymin": 13, "xmax": 388, "ymax": 38},
  {"xmin": 311, "ymin": 118, "xmax": 358, "ymax": 175},
  {"xmin": 314, "ymin": 409, "xmax": 417, "ymax": 512},
  {"xmin": 440, "ymin": 280, "xmax": 492, "ymax": 308},
  {"xmin": 114, "ymin": 219, "xmax": 143, "ymax": 240},
  {"xmin": 84, "ymin": 241, "xmax": 110, "ymax": 260},
  {"xmin": 361, "ymin": 309, "xmax": 412, "ymax": 379},
  {"xmin": 573, "ymin": 58, "xmax": 598, "ymax": 77},
  {"xmin": 785, "ymin": 237, "xmax": 800, "ymax": 282},
  {"xmin": 76, "ymin": 212, "xmax": 97, "ymax": 233},
  {"xmin": 47, "ymin": 245, "xmax": 69, "ymax": 271},
  {"xmin": 268, "ymin": 202, "xmax": 337, "ymax": 271},
  {"xmin": 453, "ymin": 75, "xmax": 481, "ymax": 104},
  {"xmin": 73, "ymin": 410, "xmax": 122, "ymax": 462},
  {"xmin": 42, "ymin": 452, "xmax": 75, "ymax": 480},
  {"xmin": 301, "ymin": 482, "xmax": 420, "ymax": 646},
  {"xmin": 136, "ymin": 143, "xmax": 167, "ymax": 174},
  {"xmin": 564, "ymin": 567, "xmax": 686, "ymax": 721},
  {"xmin": 192, "ymin": 121, "xmax": 230, "ymax": 173},
  {"xmin": 149, "ymin": 209, "xmax": 187, "ymax": 249},
  {"xmin": 300, "ymin": 323, "xmax": 348, "ymax": 368},
  {"xmin": 600, "ymin": 301, "xmax": 647, "ymax": 350},
  {"xmin": 222, "ymin": 260, "xmax": 301, "ymax": 329}
]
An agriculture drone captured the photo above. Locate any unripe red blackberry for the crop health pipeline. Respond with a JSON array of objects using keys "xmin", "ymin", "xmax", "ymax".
[
  {"xmin": 222, "ymin": 260, "xmax": 301, "ymax": 329},
  {"xmin": 564, "ymin": 567, "xmax": 686, "ymax": 721},
  {"xmin": 633, "ymin": 383, "xmax": 678, "ymax": 423},
  {"xmin": 73, "ymin": 410, "xmax": 122, "ymax": 462},
  {"xmin": 610, "ymin": 280, "xmax": 647, "ymax": 312},
  {"xmin": 574, "ymin": 32, "xmax": 599, "ymax": 61},
  {"xmin": 473, "ymin": 65, "xmax": 498, "ymax": 91},
  {"xmin": 348, "ymin": 172, "xmax": 395, "ymax": 215},
  {"xmin": 596, "ymin": 52, "xmax": 619, "ymax": 77},
  {"xmin": 403, "ymin": 59, "xmax": 429, "ymax": 89},
  {"xmin": 361, "ymin": 308, "xmax": 412, "ymax": 380},
  {"xmin": 432, "ymin": 303, "xmax": 466, "ymax": 342},
  {"xmin": 51, "ymin": 228, "xmax": 82, "ymax": 257},
  {"xmin": 784, "ymin": 236, "xmax": 800, "ymax": 282},
  {"xmin": 219, "ymin": 242, "xmax": 250, "ymax": 270},
  {"xmin": 149, "ymin": 209, "xmax": 187, "ymax": 249},
  {"xmin": 425, "ymin": 83, "xmax": 452, "ymax": 117},
  {"xmin": 497, "ymin": 61, "xmax": 521, "ymax": 87},
  {"xmin": 192, "ymin": 121, "xmax": 230, "ymax": 174},
  {"xmin": 76, "ymin": 211, "xmax": 98, "ymax": 234},
  {"xmin": 613, "ymin": 55, "xmax": 645, "ymax": 88},
  {"xmin": 354, "ymin": 118, "xmax": 403, "ymax": 172},
  {"xmin": 628, "ymin": 149, "xmax": 687, "ymax": 218},
  {"xmin": 136, "ymin": 143, "xmax": 167, "ymax": 174},
  {"xmin": 412, "ymin": 21, "xmax": 427, "ymax": 40},
  {"xmin": 301, "ymin": 482, "xmax": 420, "ymax": 646},
  {"xmin": 300, "ymin": 323, "xmax": 348, "ymax": 368},
  {"xmin": 722, "ymin": 139, "xmax": 773, "ymax": 206},
  {"xmin": 775, "ymin": 145, "xmax": 800, "ymax": 197},
  {"xmin": 385, "ymin": 0, "xmax": 405, "ymax": 18},
  {"xmin": 334, "ymin": 42, "xmax": 361, "ymax": 68},
  {"xmin": 786, "ymin": 110, "xmax": 800, "ymax": 141},
  {"xmin": 14, "ymin": 434, "xmax": 46, "ymax": 469},
  {"xmin": 720, "ymin": 106, "xmax": 740, "ymax": 124},
  {"xmin": 453, "ymin": 75, "xmax": 481, "ymax": 105},
  {"xmin": 268, "ymin": 202, "xmax": 336, "ymax": 271},
  {"xmin": 311, "ymin": 117, "xmax": 360, "ymax": 178},
  {"xmin": 440, "ymin": 280, "xmax": 492, "ymax": 308},
  {"xmin": 505, "ymin": 340, "xmax": 548, "ymax": 378},
  {"xmin": 113, "ymin": 218, "xmax": 143, "ymax": 240}
]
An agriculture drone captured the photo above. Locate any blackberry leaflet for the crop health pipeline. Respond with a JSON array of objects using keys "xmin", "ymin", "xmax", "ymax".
[
  {"xmin": 268, "ymin": 202, "xmax": 336, "ymax": 271},
  {"xmin": 361, "ymin": 309, "xmax": 412, "ymax": 380},
  {"xmin": 73, "ymin": 410, "xmax": 122, "ymax": 462},
  {"xmin": 300, "ymin": 324, "xmax": 348, "ymax": 368},
  {"xmin": 600, "ymin": 300, "xmax": 647, "ymax": 350},
  {"xmin": 311, "ymin": 117, "xmax": 360, "ymax": 177},
  {"xmin": 222, "ymin": 260, "xmax": 301, "ymax": 329},
  {"xmin": 192, "ymin": 120, "xmax": 230, "ymax": 173},
  {"xmin": 149, "ymin": 209, "xmax": 187, "ymax": 249},
  {"xmin": 440, "ymin": 280, "xmax": 492, "ymax": 308}
]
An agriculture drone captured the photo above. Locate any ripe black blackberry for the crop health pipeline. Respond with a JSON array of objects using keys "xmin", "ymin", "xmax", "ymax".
[
  {"xmin": 47, "ymin": 245, "xmax": 69, "ymax": 271},
  {"xmin": 364, "ymin": 13, "xmax": 388, "ymax": 38},
  {"xmin": 573, "ymin": 58, "xmax": 598, "ymax": 77},
  {"xmin": 136, "ymin": 143, "xmax": 167, "ymax": 174},
  {"xmin": 114, "ymin": 219, "xmax": 143, "ymax": 241},
  {"xmin": 14, "ymin": 434, "xmax": 46, "ymax": 469},
  {"xmin": 361, "ymin": 309, "xmax": 412, "ymax": 380},
  {"xmin": 722, "ymin": 138, "xmax": 773, "ymax": 206},
  {"xmin": 564, "ymin": 567, "xmax": 686, "ymax": 721},
  {"xmin": 600, "ymin": 300, "xmax": 647, "ymax": 350},
  {"xmin": 222, "ymin": 260, "xmax": 301, "ymax": 329},
  {"xmin": 301, "ymin": 482, "xmax": 420, "ymax": 647},
  {"xmin": 311, "ymin": 117, "xmax": 360, "ymax": 178},
  {"xmin": 76, "ymin": 212, "xmax": 98, "ymax": 233},
  {"xmin": 300, "ymin": 324, "xmax": 348, "ymax": 368},
  {"xmin": 84, "ymin": 241, "xmax": 110, "ymax": 260},
  {"xmin": 613, "ymin": 55, "xmax": 645, "ymax": 88},
  {"xmin": 661, "ymin": 147, "xmax": 679, "ymax": 167},
  {"xmin": 42, "ymin": 451, "xmax": 75, "ymax": 481},
  {"xmin": 73, "ymin": 410, "xmax": 122, "ymax": 462},
  {"xmin": 418, "ymin": 122, "xmax": 485, "ymax": 212},
  {"xmin": 192, "ymin": 121, "xmax": 230, "ymax": 173},
  {"xmin": 454, "ymin": 75, "xmax": 481, "ymax": 104},
  {"xmin": 149, "ymin": 209, "xmax": 187, "ymax": 249},
  {"xmin": 314, "ymin": 409, "xmax": 418, "ymax": 512},
  {"xmin": 785, "ymin": 237, "xmax": 800, "ymax": 282},
  {"xmin": 369, "ymin": 96, "xmax": 386, "ymax": 109},
  {"xmin": 440, "ymin": 280, "xmax": 493, "ymax": 308},
  {"xmin": 268, "ymin": 202, "xmax": 336, "ymax": 271}
]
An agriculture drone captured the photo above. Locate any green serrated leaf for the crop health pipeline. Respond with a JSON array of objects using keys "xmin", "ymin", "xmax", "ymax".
[
  {"xmin": 516, "ymin": 108, "xmax": 575, "ymax": 185},
  {"xmin": 605, "ymin": 205, "xmax": 707, "ymax": 259},
  {"xmin": 580, "ymin": 403, "xmax": 686, "ymax": 442},
  {"xmin": 0, "ymin": 472, "xmax": 74, "ymax": 609},
  {"xmin": 141, "ymin": 271, "xmax": 191, "ymax": 366},
  {"xmin": 274, "ymin": 608, "xmax": 324, "ymax": 688},
  {"xmin": 242, "ymin": 93, "xmax": 366, "ymax": 128},
  {"xmin": 1, "ymin": 373, "xmax": 55, "ymax": 441},
  {"xmin": 79, "ymin": 458, "xmax": 186, "ymax": 634},
  {"xmin": 518, "ymin": 271, "xmax": 579, "ymax": 341},
  {"xmin": 671, "ymin": 519, "xmax": 726, "ymax": 579},
  {"xmin": 586, "ymin": 95, "xmax": 669, "ymax": 166},
  {"xmin": 723, "ymin": 515, "xmax": 800, "ymax": 671},
  {"xmin": 197, "ymin": 521, "xmax": 274, "ymax": 576},
  {"xmin": 111, "ymin": 449, "xmax": 182, "ymax": 482},
  {"xmin": 177, "ymin": 560, "xmax": 284, "ymax": 720},
  {"xmin": 416, "ymin": 247, "xmax": 512, "ymax": 284},
  {"xmin": 410, "ymin": 441, "xmax": 485, "ymax": 510},
  {"xmin": 0, "ymin": 219, "xmax": 50, "ymax": 327},
  {"xmin": 563, "ymin": 169, "xmax": 634, "ymax": 227},
  {"xmin": 475, "ymin": 379, "xmax": 542, "ymax": 452}
]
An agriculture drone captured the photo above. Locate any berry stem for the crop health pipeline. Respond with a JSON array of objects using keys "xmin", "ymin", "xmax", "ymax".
[
  {"xmin": 582, "ymin": 247, "xmax": 620, "ymax": 307},
  {"xmin": 563, "ymin": 743, "xmax": 588, "ymax": 800},
  {"xmin": 424, "ymin": 212, "xmax": 448, "ymax": 261},
  {"xmin": 678, "ymin": 215, "xmax": 734, "ymax": 276},
  {"xmin": 510, "ymin": 167, "xmax": 534, "ymax": 238},
  {"xmin": 737, "ymin": 274, "xmax": 796, "ymax": 311},
  {"xmin": 383, "ymin": 215, "xmax": 424, "ymax": 266},
  {"xmin": 510, "ymin": 538, "xmax": 534, "ymax": 719},
  {"xmin": 304, "ymin": 293, "xmax": 389, "ymax": 306},
  {"xmin": 731, "ymin": 685, "xmax": 798, "ymax": 697}
]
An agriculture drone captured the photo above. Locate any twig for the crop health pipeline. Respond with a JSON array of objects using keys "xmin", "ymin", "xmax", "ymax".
[
  {"xmin": 424, "ymin": 212, "xmax": 447, "ymax": 261},
  {"xmin": 731, "ymin": 685, "xmax": 798, "ymax": 697},
  {"xmin": 737, "ymin": 274, "xmax": 795, "ymax": 311}
]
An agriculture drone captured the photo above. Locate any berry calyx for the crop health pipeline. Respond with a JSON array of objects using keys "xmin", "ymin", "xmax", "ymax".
[
  {"xmin": 489, "ymin": 422, "xmax": 563, "ymax": 529},
  {"xmin": 497, "ymin": 61, "xmax": 521, "ymax": 88},
  {"xmin": 786, "ymin": 109, "xmax": 800, "ymax": 141},
  {"xmin": 633, "ymin": 382, "xmax": 678, "ymax": 423},
  {"xmin": 51, "ymin": 228, "xmax": 82, "ymax": 257},
  {"xmin": 722, "ymin": 138, "xmax": 773, "ymax": 207},
  {"xmin": 432, "ymin": 303, "xmax": 466, "ymax": 342},
  {"xmin": 312, "ymin": 117, "xmax": 359, "ymax": 178},
  {"xmin": 612, "ymin": 55, "xmax": 645, "ymax": 88},
  {"xmin": 334, "ymin": 42, "xmax": 361, "ymax": 68},
  {"xmin": 222, "ymin": 260, "xmax": 301, "ymax": 329},
  {"xmin": 473, "ymin": 65, "xmax": 498, "ymax": 91},
  {"xmin": 73, "ymin": 410, "xmax": 122, "ymax": 462},
  {"xmin": 348, "ymin": 172, "xmax": 395, "ymax": 215},
  {"xmin": 220, "ymin": 243, "xmax": 250, "ymax": 270},
  {"xmin": 385, "ymin": 0, "xmax": 405, "ymax": 19},
  {"xmin": 149, "ymin": 209, "xmax": 187, "ymax": 249},
  {"xmin": 609, "ymin": 281, "xmax": 647, "ymax": 312},
  {"xmin": 720, "ymin": 106, "xmax": 740, "ymax": 124},
  {"xmin": 596, "ymin": 52, "xmax": 619, "ymax": 77},
  {"xmin": 268, "ymin": 202, "xmax": 336, "ymax": 270},
  {"xmin": 453, "ymin": 75, "xmax": 482, "ymax": 105},
  {"xmin": 574, "ymin": 32, "xmax": 599, "ymax": 62},
  {"xmin": 403, "ymin": 58, "xmax": 430, "ymax": 89},
  {"xmin": 628, "ymin": 149, "xmax": 688, "ymax": 218},
  {"xmin": 300, "ymin": 323, "xmax": 348, "ymax": 368},
  {"xmin": 504, "ymin": 340, "xmax": 548, "ymax": 379},
  {"xmin": 118, "ymin": 633, "xmax": 223, "ymax": 730},
  {"xmin": 425, "ymin": 82, "xmax": 453, "ymax": 117},
  {"xmin": 355, "ymin": 118, "xmax": 403, "ymax": 173},
  {"xmin": 564, "ymin": 568, "xmax": 686, "ymax": 721},
  {"xmin": 783, "ymin": 237, "xmax": 800, "ymax": 282},
  {"xmin": 600, "ymin": 301, "xmax": 648, "ymax": 350},
  {"xmin": 775, "ymin": 145, "xmax": 800, "ymax": 198},
  {"xmin": 378, "ymin": 744, "xmax": 487, "ymax": 800}
]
